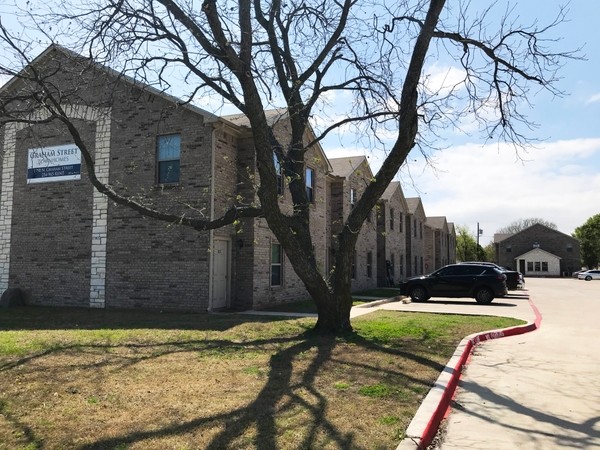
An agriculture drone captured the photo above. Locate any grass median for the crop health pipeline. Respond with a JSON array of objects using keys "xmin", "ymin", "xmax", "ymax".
[{"xmin": 0, "ymin": 306, "xmax": 523, "ymax": 450}]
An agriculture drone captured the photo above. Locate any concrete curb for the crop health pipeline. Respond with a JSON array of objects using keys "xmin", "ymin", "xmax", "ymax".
[
  {"xmin": 396, "ymin": 298, "xmax": 543, "ymax": 450},
  {"xmin": 353, "ymin": 295, "xmax": 409, "ymax": 308}
]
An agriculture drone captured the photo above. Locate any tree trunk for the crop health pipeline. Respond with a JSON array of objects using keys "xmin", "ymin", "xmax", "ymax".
[{"xmin": 312, "ymin": 288, "xmax": 354, "ymax": 334}]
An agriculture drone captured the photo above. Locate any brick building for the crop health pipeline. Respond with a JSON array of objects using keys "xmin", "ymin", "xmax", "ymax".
[
  {"xmin": 376, "ymin": 181, "xmax": 408, "ymax": 286},
  {"xmin": 405, "ymin": 197, "xmax": 427, "ymax": 277},
  {"xmin": 1, "ymin": 45, "xmax": 457, "ymax": 311},
  {"xmin": 424, "ymin": 216, "xmax": 454, "ymax": 272},
  {"xmin": 328, "ymin": 156, "xmax": 378, "ymax": 291},
  {"xmin": 494, "ymin": 224, "xmax": 580, "ymax": 277}
]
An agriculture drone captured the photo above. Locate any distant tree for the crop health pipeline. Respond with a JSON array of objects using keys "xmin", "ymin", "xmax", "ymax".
[
  {"xmin": 496, "ymin": 218, "xmax": 558, "ymax": 235},
  {"xmin": 574, "ymin": 214, "xmax": 600, "ymax": 269},
  {"xmin": 483, "ymin": 242, "xmax": 495, "ymax": 262},
  {"xmin": 456, "ymin": 225, "xmax": 478, "ymax": 261}
]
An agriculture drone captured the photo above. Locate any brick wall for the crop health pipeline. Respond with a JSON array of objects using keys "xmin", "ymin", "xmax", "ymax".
[
  {"xmin": 255, "ymin": 156, "xmax": 330, "ymax": 307},
  {"xmin": 377, "ymin": 186, "xmax": 408, "ymax": 286},
  {"xmin": 496, "ymin": 224, "xmax": 581, "ymax": 276},
  {"xmin": 9, "ymin": 120, "xmax": 96, "ymax": 306}
]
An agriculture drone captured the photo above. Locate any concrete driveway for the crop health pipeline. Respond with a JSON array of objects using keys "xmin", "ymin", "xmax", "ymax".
[{"xmin": 401, "ymin": 277, "xmax": 600, "ymax": 449}]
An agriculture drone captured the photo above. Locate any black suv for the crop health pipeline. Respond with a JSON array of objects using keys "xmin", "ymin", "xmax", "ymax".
[
  {"xmin": 459, "ymin": 262, "xmax": 522, "ymax": 290},
  {"xmin": 401, "ymin": 263, "xmax": 508, "ymax": 304}
]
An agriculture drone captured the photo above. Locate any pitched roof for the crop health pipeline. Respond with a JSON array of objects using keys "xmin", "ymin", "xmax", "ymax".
[
  {"xmin": 495, "ymin": 223, "xmax": 578, "ymax": 244},
  {"xmin": 405, "ymin": 197, "xmax": 423, "ymax": 214},
  {"xmin": 381, "ymin": 181, "xmax": 400, "ymax": 201},
  {"xmin": 516, "ymin": 247, "xmax": 562, "ymax": 260},
  {"xmin": 328, "ymin": 156, "xmax": 369, "ymax": 178},
  {"xmin": 223, "ymin": 108, "xmax": 289, "ymax": 127},
  {"xmin": 0, "ymin": 44, "xmax": 222, "ymax": 123},
  {"xmin": 426, "ymin": 216, "xmax": 448, "ymax": 230}
]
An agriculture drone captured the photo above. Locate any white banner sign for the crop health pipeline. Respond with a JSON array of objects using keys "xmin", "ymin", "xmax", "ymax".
[{"xmin": 27, "ymin": 144, "xmax": 82, "ymax": 184}]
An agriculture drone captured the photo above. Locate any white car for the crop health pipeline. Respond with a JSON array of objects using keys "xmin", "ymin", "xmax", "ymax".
[{"xmin": 578, "ymin": 270, "xmax": 600, "ymax": 281}]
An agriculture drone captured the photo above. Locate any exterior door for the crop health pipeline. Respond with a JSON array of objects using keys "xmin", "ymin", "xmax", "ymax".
[
  {"xmin": 212, "ymin": 239, "xmax": 230, "ymax": 309},
  {"xmin": 519, "ymin": 259, "xmax": 526, "ymax": 275}
]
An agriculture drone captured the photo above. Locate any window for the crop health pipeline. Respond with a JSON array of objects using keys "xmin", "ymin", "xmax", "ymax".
[
  {"xmin": 399, "ymin": 254, "xmax": 404, "ymax": 275},
  {"xmin": 398, "ymin": 213, "xmax": 403, "ymax": 232},
  {"xmin": 420, "ymin": 223, "xmax": 423, "ymax": 239},
  {"xmin": 350, "ymin": 188, "xmax": 356, "ymax": 209},
  {"xmin": 274, "ymin": 153, "xmax": 283, "ymax": 195},
  {"xmin": 535, "ymin": 261, "xmax": 541, "ymax": 271},
  {"xmin": 305, "ymin": 167, "xmax": 314, "ymax": 202},
  {"xmin": 367, "ymin": 252, "xmax": 373, "ymax": 278},
  {"xmin": 527, "ymin": 261, "xmax": 533, "ymax": 272},
  {"xmin": 271, "ymin": 243, "xmax": 282, "ymax": 286},
  {"xmin": 542, "ymin": 262, "xmax": 548, "ymax": 272},
  {"xmin": 506, "ymin": 245, "xmax": 512, "ymax": 253},
  {"xmin": 390, "ymin": 253, "xmax": 395, "ymax": 278},
  {"xmin": 414, "ymin": 219, "xmax": 417, "ymax": 237},
  {"xmin": 567, "ymin": 245, "xmax": 573, "ymax": 253},
  {"xmin": 157, "ymin": 134, "xmax": 181, "ymax": 184},
  {"xmin": 351, "ymin": 251, "xmax": 357, "ymax": 279},
  {"xmin": 389, "ymin": 208, "xmax": 394, "ymax": 230}
]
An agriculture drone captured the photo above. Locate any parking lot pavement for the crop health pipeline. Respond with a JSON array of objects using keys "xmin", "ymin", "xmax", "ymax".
[
  {"xmin": 390, "ymin": 278, "xmax": 600, "ymax": 450},
  {"xmin": 378, "ymin": 290, "xmax": 535, "ymax": 322}
]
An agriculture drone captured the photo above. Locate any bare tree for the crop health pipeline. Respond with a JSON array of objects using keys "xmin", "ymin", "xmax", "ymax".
[
  {"xmin": 0, "ymin": 0, "xmax": 577, "ymax": 333},
  {"xmin": 496, "ymin": 217, "xmax": 558, "ymax": 235}
]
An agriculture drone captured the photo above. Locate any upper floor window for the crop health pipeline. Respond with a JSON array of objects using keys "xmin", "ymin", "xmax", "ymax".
[
  {"xmin": 398, "ymin": 213, "xmax": 403, "ymax": 233},
  {"xmin": 506, "ymin": 245, "xmax": 512, "ymax": 253},
  {"xmin": 419, "ymin": 222, "xmax": 423, "ymax": 239},
  {"xmin": 366, "ymin": 251, "xmax": 373, "ymax": 278},
  {"xmin": 567, "ymin": 244, "xmax": 573, "ymax": 252},
  {"xmin": 389, "ymin": 208, "xmax": 395, "ymax": 230},
  {"xmin": 414, "ymin": 219, "xmax": 417, "ymax": 237},
  {"xmin": 274, "ymin": 153, "xmax": 283, "ymax": 195},
  {"xmin": 157, "ymin": 134, "xmax": 181, "ymax": 184},
  {"xmin": 350, "ymin": 188, "xmax": 357, "ymax": 209},
  {"xmin": 305, "ymin": 167, "xmax": 314, "ymax": 202}
]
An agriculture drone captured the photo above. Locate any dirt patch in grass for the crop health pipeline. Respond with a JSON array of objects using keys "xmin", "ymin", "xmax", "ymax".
[{"xmin": 0, "ymin": 307, "xmax": 523, "ymax": 449}]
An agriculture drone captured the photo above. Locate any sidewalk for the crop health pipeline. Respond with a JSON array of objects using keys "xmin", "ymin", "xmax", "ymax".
[{"xmin": 395, "ymin": 278, "xmax": 600, "ymax": 449}]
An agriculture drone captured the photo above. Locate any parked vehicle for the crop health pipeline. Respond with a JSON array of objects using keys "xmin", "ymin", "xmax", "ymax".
[
  {"xmin": 401, "ymin": 263, "xmax": 508, "ymax": 305},
  {"xmin": 459, "ymin": 262, "xmax": 522, "ymax": 290},
  {"xmin": 577, "ymin": 270, "xmax": 600, "ymax": 281}
]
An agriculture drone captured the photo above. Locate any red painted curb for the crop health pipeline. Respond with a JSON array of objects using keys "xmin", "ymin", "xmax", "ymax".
[{"xmin": 417, "ymin": 298, "xmax": 542, "ymax": 449}]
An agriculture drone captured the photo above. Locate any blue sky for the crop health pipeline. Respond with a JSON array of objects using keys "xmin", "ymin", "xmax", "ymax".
[
  {"xmin": 418, "ymin": 0, "xmax": 600, "ymax": 240},
  {"xmin": 1, "ymin": 1, "xmax": 598, "ymax": 241},
  {"xmin": 325, "ymin": 1, "xmax": 600, "ymax": 240}
]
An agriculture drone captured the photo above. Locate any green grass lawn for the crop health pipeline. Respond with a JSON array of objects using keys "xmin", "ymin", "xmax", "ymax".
[
  {"xmin": 0, "ymin": 306, "xmax": 523, "ymax": 450},
  {"xmin": 260, "ymin": 289, "xmax": 402, "ymax": 314}
]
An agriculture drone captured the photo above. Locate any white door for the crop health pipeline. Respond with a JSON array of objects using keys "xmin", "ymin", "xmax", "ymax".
[{"xmin": 212, "ymin": 239, "xmax": 230, "ymax": 309}]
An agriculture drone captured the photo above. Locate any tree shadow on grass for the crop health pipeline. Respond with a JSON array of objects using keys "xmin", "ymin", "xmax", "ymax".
[{"xmin": 0, "ymin": 326, "xmax": 446, "ymax": 450}]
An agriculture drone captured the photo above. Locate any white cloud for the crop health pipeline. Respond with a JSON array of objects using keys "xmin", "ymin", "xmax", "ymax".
[
  {"xmin": 423, "ymin": 65, "xmax": 465, "ymax": 97},
  {"xmin": 585, "ymin": 93, "xmax": 600, "ymax": 104},
  {"xmin": 402, "ymin": 138, "xmax": 600, "ymax": 237}
]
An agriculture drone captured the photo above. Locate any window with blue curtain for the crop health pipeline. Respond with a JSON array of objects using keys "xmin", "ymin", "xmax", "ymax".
[
  {"xmin": 157, "ymin": 134, "xmax": 181, "ymax": 184},
  {"xmin": 305, "ymin": 167, "xmax": 314, "ymax": 202}
]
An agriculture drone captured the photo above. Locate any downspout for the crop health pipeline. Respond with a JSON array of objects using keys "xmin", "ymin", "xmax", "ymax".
[{"xmin": 207, "ymin": 124, "xmax": 217, "ymax": 311}]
